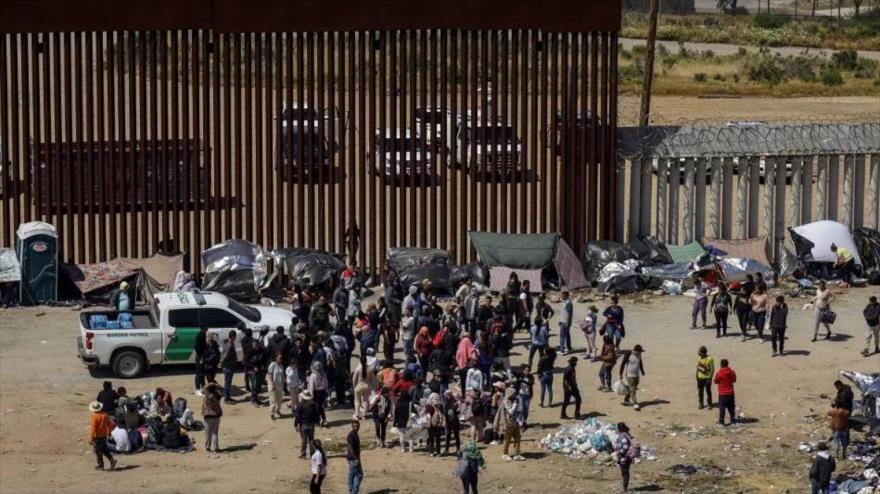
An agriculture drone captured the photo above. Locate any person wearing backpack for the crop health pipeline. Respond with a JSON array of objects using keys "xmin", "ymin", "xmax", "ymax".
[
  {"xmin": 618, "ymin": 345, "xmax": 646, "ymax": 410},
  {"xmin": 615, "ymin": 422, "xmax": 639, "ymax": 493},
  {"xmin": 862, "ymin": 296, "xmax": 880, "ymax": 357},
  {"xmin": 456, "ymin": 440, "xmax": 486, "ymax": 494},
  {"xmin": 809, "ymin": 442, "xmax": 836, "ymax": 494},
  {"xmin": 710, "ymin": 283, "xmax": 732, "ymax": 338}
]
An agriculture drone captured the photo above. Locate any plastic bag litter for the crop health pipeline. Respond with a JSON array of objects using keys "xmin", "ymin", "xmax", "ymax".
[
  {"xmin": 661, "ymin": 280, "xmax": 682, "ymax": 295},
  {"xmin": 612, "ymin": 380, "xmax": 630, "ymax": 396},
  {"xmin": 537, "ymin": 416, "xmax": 653, "ymax": 462}
]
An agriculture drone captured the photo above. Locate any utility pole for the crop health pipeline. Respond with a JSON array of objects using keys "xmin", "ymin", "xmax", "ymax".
[{"xmin": 638, "ymin": 0, "xmax": 660, "ymax": 127}]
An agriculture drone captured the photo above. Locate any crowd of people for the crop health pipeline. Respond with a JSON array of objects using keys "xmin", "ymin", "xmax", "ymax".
[{"xmin": 87, "ymin": 258, "xmax": 878, "ymax": 494}]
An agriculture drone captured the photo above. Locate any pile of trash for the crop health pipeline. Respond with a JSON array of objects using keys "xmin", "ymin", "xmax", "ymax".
[{"xmin": 536, "ymin": 417, "xmax": 657, "ymax": 462}]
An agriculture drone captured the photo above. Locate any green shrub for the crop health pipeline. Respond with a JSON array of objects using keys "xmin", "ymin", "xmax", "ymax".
[
  {"xmin": 748, "ymin": 58, "xmax": 786, "ymax": 85},
  {"xmin": 620, "ymin": 62, "xmax": 644, "ymax": 82},
  {"xmin": 693, "ymin": 72, "xmax": 708, "ymax": 82},
  {"xmin": 713, "ymin": 73, "xmax": 726, "ymax": 81},
  {"xmin": 853, "ymin": 58, "xmax": 879, "ymax": 79},
  {"xmin": 752, "ymin": 14, "xmax": 788, "ymax": 30},
  {"xmin": 820, "ymin": 67, "xmax": 844, "ymax": 86},
  {"xmin": 832, "ymin": 49, "xmax": 860, "ymax": 71}
]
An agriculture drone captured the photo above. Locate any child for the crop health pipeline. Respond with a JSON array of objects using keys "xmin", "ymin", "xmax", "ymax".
[
  {"xmin": 769, "ymin": 295, "xmax": 788, "ymax": 357},
  {"xmin": 582, "ymin": 306, "xmax": 598, "ymax": 360}
]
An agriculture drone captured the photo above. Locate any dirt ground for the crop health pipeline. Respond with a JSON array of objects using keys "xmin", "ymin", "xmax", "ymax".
[{"xmin": 0, "ymin": 284, "xmax": 877, "ymax": 494}]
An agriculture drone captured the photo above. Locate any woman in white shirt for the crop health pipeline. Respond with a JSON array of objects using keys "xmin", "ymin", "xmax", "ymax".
[
  {"xmin": 309, "ymin": 439, "xmax": 328, "ymax": 493},
  {"xmin": 811, "ymin": 281, "xmax": 835, "ymax": 341}
]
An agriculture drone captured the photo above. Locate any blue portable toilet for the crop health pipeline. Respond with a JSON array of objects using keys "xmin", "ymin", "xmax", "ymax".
[{"xmin": 15, "ymin": 221, "xmax": 58, "ymax": 305}]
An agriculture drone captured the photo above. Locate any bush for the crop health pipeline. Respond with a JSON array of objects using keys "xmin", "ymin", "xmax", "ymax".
[
  {"xmin": 752, "ymin": 14, "xmax": 788, "ymax": 30},
  {"xmin": 832, "ymin": 49, "xmax": 860, "ymax": 71},
  {"xmin": 820, "ymin": 67, "xmax": 844, "ymax": 86},
  {"xmin": 748, "ymin": 58, "xmax": 786, "ymax": 85},
  {"xmin": 693, "ymin": 72, "xmax": 708, "ymax": 82},
  {"xmin": 713, "ymin": 73, "xmax": 726, "ymax": 81},
  {"xmin": 853, "ymin": 58, "xmax": 879, "ymax": 79},
  {"xmin": 620, "ymin": 62, "xmax": 645, "ymax": 82}
]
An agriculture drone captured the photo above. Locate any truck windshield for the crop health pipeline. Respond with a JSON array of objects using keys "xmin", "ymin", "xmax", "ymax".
[{"xmin": 227, "ymin": 299, "xmax": 262, "ymax": 322}]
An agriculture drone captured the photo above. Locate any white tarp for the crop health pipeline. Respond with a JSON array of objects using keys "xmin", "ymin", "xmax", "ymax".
[
  {"xmin": 0, "ymin": 248, "xmax": 21, "ymax": 283},
  {"xmin": 16, "ymin": 221, "xmax": 57, "ymax": 240},
  {"xmin": 790, "ymin": 220, "xmax": 862, "ymax": 265}
]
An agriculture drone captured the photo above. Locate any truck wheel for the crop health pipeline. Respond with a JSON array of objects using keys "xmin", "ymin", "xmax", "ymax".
[{"xmin": 112, "ymin": 351, "xmax": 146, "ymax": 379}]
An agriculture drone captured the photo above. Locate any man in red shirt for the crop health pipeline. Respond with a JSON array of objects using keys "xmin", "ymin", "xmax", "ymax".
[{"xmin": 713, "ymin": 359, "xmax": 737, "ymax": 426}]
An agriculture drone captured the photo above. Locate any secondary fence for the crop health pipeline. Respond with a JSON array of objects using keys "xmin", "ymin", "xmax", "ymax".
[
  {"xmin": 624, "ymin": 0, "xmax": 879, "ymax": 17},
  {"xmin": 617, "ymin": 122, "xmax": 880, "ymax": 265},
  {"xmin": 0, "ymin": 0, "xmax": 622, "ymax": 274}
]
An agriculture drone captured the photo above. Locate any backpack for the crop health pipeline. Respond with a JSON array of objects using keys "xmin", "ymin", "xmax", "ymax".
[
  {"xmin": 432, "ymin": 329, "xmax": 446, "ymax": 349},
  {"xmin": 455, "ymin": 456, "xmax": 471, "ymax": 479},
  {"xmin": 626, "ymin": 435, "xmax": 642, "ymax": 460},
  {"xmin": 471, "ymin": 398, "xmax": 486, "ymax": 417},
  {"xmin": 490, "ymin": 319, "xmax": 504, "ymax": 335},
  {"xmin": 330, "ymin": 334, "xmax": 349, "ymax": 356}
]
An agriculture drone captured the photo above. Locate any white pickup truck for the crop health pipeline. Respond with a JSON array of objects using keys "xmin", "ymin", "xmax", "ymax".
[{"xmin": 77, "ymin": 292, "xmax": 294, "ymax": 379}]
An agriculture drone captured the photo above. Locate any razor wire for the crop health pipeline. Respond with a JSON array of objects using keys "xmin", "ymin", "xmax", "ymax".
[{"xmin": 617, "ymin": 121, "xmax": 880, "ymax": 160}]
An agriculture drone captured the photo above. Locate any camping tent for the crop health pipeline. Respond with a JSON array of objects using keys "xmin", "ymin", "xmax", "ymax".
[
  {"xmin": 469, "ymin": 231, "xmax": 588, "ymax": 290},
  {"xmin": 273, "ymin": 248, "xmax": 346, "ymax": 290},
  {"xmin": 201, "ymin": 239, "xmax": 267, "ymax": 302}
]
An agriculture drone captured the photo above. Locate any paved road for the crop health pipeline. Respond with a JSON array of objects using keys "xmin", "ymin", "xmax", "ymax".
[{"xmin": 619, "ymin": 37, "xmax": 880, "ymax": 61}]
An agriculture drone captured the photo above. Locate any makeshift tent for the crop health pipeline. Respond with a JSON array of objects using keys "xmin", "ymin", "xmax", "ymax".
[
  {"xmin": 665, "ymin": 242, "xmax": 707, "ymax": 263},
  {"xmin": 789, "ymin": 220, "xmax": 863, "ymax": 281},
  {"xmin": 450, "ymin": 261, "xmax": 490, "ymax": 288},
  {"xmin": 852, "ymin": 228, "xmax": 880, "ymax": 285},
  {"xmin": 201, "ymin": 239, "xmax": 267, "ymax": 302},
  {"xmin": 273, "ymin": 248, "xmax": 346, "ymax": 290},
  {"xmin": 60, "ymin": 253, "xmax": 184, "ymax": 303},
  {"xmin": 469, "ymin": 231, "xmax": 588, "ymax": 290},
  {"xmin": 0, "ymin": 248, "xmax": 21, "ymax": 305},
  {"xmin": 581, "ymin": 241, "xmax": 637, "ymax": 284},
  {"xmin": 386, "ymin": 247, "xmax": 454, "ymax": 293},
  {"xmin": 702, "ymin": 236, "xmax": 771, "ymax": 267},
  {"xmin": 628, "ymin": 235, "xmax": 674, "ymax": 266}
]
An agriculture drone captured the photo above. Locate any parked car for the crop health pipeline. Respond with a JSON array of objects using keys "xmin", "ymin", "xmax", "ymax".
[
  {"xmin": 370, "ymin": 128, "xmax": 434, "ymax": 184},
  {"xmin": 77, "ymin": 291, "xmax": 294, "ymax": 378},
  {"xmin": 279, "ymin": 101, "xmax": 342, "ymax": 152},
  {"xmin": 453, "ymin": 116, "xmax": 523, "ymax": 178},
  {"xmin": 414, "ymin": 106, "xmax": 453, "ymax": 152}
]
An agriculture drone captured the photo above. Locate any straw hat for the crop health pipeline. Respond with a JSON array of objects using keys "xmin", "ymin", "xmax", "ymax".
[
  {"xmin": 299, "ymin": 390, "xmax": 313, "ymax": 401},
  {"xmin": 88, "ymin": 401, "xmax": 103, "ymax": 412}
]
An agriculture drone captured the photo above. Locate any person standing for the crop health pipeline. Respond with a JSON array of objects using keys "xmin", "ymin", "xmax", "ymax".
[
  {"xmin": 310, "ymin": 439, "xmax": 328, "ymax": 494},
  {"xmin": 733, "ymin": 277, "xmax": 754, "ymax": 340},
  {"xmin": 108, "ymin": 281, "xmax": 131, "ymax": 312},
  {"xmin": 89, "ymin": 401, "xmax": 117, "ymax": 470},
  {"xmin": 811, "ymin": 281, "xmax": 835, "ymax": 342},
  {"xmin": 201, "ymin": 382, "xmax": 223, "ymax": 452},
  {"xmin": 457, "ymin": 441, "xmax": 486, "ymax": 494},
  {"xmin": 769, "ymin": 295, "xmax": 789, "ymax": 357},
  {"xmin": 537, "ymin": 347, "xmax": 556, "ymax": 407},
  {"xmin": 527, "ymin": 317, "xmax": 549, "ymax": 369},
  {"xmin": 615, "ymin": 422, "xmax": 636, "ymax": 493},
  {"xmin": 518, "ymin": 279, "xmax": 534, "ymax": 330},
  {"xmin": 496, "ymin": 388, "xmax": 524, "ymax": 461},
  {"xmin": 514, "ymin": 364, "xmax": 534, "ymax": 429},
  {"xmin": 394, "ymin": 392, "xmax": 413, "ymax": 453},
  {"xmin": 598, "ymin": 335, "xmax": 617, "ymax": 392},
  {"xmin": 444, "ymin": 390, "xmax": 461, "ymax": 455},
  {"xmin": 618, "ymin": 345, "xmax": 646, "ymax": 410},
  {"xmin": 203, "ymin": 333, "xmax": 221, "ymax": 385},
  {"xmin": 711, "ymin": 284, "xmax": 732, "ymax": 338},
  {"xmin": 696, "ymin": 346, "xmax": 715, "ymax": 410},
  {"xmin": 603, "ymin": 296, "xmax": 625, "ymax": 349},
  {"xmin": 370, "ymin": 386, "xmax": 391, "ymax": 448},
  {"xmin": 240, "ymin": 327, "xmax": 254, "ymax": 393},
  {"xmin": 194, "ymin": 325, "xmax": 209, "ymax": 396},
  {"xmin": 558, "ymin": 291, "xmax": 574, "ymax": 355},
  {"xmin": 217, "ymin": 329, "xmax": 237, "ymax": 404},
  {"xmin": 862, "ymin": 296, "xmax": 880, "ymax": 357},
  {"xmin": 691, "ymin": 275, "xmax": 709, "ymax": 329},
  {"xmin": 714, "ymin": 359, "xmax": 737, "ymax": 426},
  {"xmin": 809, "ymin": 442, "xmax": 836, "ymax": 494},
  {"xmin": 561, "ymin": 356, "xmax": 582, "ymax": 419},
  {"xmin": 748, "ymin": 283, "xmax": 769, "ymax": 341},
  {"xmin": 833, "ymin": 380, "xmax": 854, "ymax": 413},
  {"xmin": 307, "ymin": 361, "xmax": 330, "ymax": 427},
  {"xmin": 246, "ymin": 339, "xmax": 265, "ymax": 406},
  {"xmin": 347, "ymin": 420, "xmax": 364, "ymax": 494},
  {"xmin": 468, "ymin": 390, "xmax": 488, "ymax": 443},
  {"xmin": 267, "ymin": 353, "xmax": 285, "ymax": 420},
  {"xmin": 827, "ymin": 400, "xmax": 851, "ymax": 460},
  {"xmin": 310, "ymin": 294, "xmax": 333, "ymax": 334},
  {"xmin": 582, "ymin": 306, "xmax": 599, "ymax": 360},
  {"xmin": 425, "ymin": 393, "xmax": 446, "ymax": 457},
  {"xmin": 96, "ymin": 381, "xmax": 119, "ymax": 413},
  {"xmin": 294, "ymin": 391, "xmax": 320, "ymax": 459}
]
